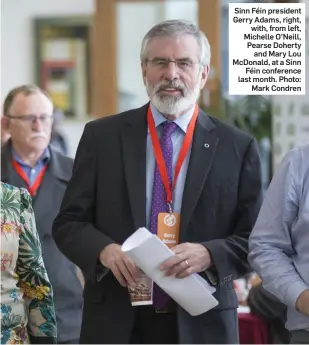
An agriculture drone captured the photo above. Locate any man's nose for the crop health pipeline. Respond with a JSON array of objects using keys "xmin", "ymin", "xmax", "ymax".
[
  {"xmin": 163, "ymin": 62, "xmax": 179, "ymax": 81},
  {"xmin": 31, "ymin": 117, "xmax": 43, "ymax": 131}
]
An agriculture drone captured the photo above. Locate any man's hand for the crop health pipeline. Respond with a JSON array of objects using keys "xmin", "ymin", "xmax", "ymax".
[
  {"xmin": 99, "ymin": 243, "xmax": 140, "ymax": 287},
  {"xmin": 159, "ymin": 242, "xmax": 212, "ymax": 278},
  {"xmin": 296, "ymin": 289, "xmax": 309, "ymax": 316}
]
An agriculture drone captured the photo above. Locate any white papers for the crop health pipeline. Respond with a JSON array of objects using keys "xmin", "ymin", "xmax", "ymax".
[{"xmin": 121, "ymin": 227, "xmax": 219, "ymax": 316}]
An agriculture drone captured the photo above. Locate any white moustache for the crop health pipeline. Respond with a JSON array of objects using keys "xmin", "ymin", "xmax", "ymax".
[{"xmin": 156, "ymin": 83, "xmax": 185, "ymax": 93}]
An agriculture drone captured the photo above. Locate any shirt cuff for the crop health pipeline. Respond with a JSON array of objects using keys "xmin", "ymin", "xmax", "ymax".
[{"xmin": 284, "ymin": 279, "xmax": 309, "ymax": 309}]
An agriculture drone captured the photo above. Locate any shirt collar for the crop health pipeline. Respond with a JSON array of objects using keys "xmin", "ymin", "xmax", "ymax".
[
  {"xmin": 149, "ymin": 102, "xmax": 196, "ymax": 133},
  {"xmin": 11, "ymin": 146, "xmax": 51, "ymax": 167}
]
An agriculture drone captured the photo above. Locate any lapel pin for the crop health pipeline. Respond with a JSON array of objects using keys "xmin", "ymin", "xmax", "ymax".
[{"xmin": 204, "ymin": 143, "xmax": 210, "ymax": 148}]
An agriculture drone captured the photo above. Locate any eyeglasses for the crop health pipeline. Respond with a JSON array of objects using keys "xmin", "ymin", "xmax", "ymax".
[
  {"xmin": 5, "ymin": 114, "xmax": 54, "ymax": 125},
  {"xmin": 146, "ymin": 58, "xmax": 201, "ymax": 71}
]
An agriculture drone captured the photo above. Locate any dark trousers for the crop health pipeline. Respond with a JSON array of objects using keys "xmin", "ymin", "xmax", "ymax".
[
  {"xmin": 130, "ymin": 306, "xmax": 178, "ymax": 344},
  {"xmin": 58, "ymin": 339, "xmax": 80, "ymax": 344},
  {"xmin": 290, "ymin": 330, "xmax": 309, "ymax": 344}
]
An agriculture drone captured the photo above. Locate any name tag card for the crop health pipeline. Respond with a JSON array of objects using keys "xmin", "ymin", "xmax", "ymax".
[{"xmin": 157, "ymin": 213, "xmax": 180, "ymax": 249}]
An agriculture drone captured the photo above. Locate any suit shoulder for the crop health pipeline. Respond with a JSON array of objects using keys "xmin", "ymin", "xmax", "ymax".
[
  {"xmin": 207, "ymin": 114, "xmax": 254, "ymax": 146},
  {"xmin": 51, "ymin": 148, "xmax": 74, "ymax": 173},
  {"xmin": 85, "ymin": 105, "xmax": 147, "ymax": 132},
  {"xmin": 52, "ymin": 148, "xmax": 73, "ymax": 163}
]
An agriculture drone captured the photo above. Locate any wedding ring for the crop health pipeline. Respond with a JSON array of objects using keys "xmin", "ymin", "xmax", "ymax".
[{"xmin": 185, "ymin": 260, "xmax": 189, "ymax": 267}]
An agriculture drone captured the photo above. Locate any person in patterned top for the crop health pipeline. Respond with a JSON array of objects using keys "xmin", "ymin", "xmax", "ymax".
[{"xmin": 1, "ymin": 182, "xmax": 57, "ymax": 344}]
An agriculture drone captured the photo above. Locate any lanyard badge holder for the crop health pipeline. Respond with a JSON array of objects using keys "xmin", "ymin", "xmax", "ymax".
[{"xmin": 147, "ymin": 104, "xmax": 199, "ymax": 249}]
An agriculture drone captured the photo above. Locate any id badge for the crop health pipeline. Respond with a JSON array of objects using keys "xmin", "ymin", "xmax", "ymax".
[{"xmin": 157, "ymin": 213, "xmax": 180, "ymax": 249}]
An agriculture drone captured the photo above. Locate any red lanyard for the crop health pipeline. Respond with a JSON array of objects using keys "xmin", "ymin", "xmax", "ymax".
[
  {"xmin": 12, "ymin": 159, "xmax": 47, "ymax": 197},
  {"xmin": 147, "ymin": 104, "xmax": 199, "ymax": 207}
]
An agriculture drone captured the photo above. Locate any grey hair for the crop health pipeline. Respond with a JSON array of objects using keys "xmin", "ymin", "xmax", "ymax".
[{"xmin": 140, "ymin": 19, "xmax": 211, "ymax": 67}]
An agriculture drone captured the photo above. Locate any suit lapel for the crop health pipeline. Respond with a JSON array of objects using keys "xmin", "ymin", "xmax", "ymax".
[
  {"xmin": 121, "ymin": 105, "xmax": 148, "ymax": 230},
  {"xmin": 33, "ymin": 162, "xmax": 55, "ymax": 223},
  {"xmin": 180, "ymin": 110, "xmax": 219, "ymax": 241},
  {"xmin": 33, "ymin": 149, "xmax": 67, "ymax": 229}
]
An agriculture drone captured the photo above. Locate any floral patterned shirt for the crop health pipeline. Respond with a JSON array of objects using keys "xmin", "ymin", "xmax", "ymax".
[{"xmin": 1, "ymin": 182, "xmax": 57, "ymax": 344}]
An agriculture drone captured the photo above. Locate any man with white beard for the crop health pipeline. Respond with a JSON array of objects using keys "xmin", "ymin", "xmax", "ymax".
[{"xmin": 52, "ymin": 20, "xmax": 263, "ymax": 344}]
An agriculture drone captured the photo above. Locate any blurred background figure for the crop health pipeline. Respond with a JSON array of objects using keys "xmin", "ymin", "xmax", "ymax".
[
  {"xmin": 1, "ymin": 182, "xmax": 57, "ymax": 344},
  {"xmin": 247, "ymin": 276, "xmax": 290, "ymax": 344},
  {"xmin": 50, "ymin": 108, "xmax": 68, "ymax": 155},
  {"xmin": 1, "ymin": 84, "xmax": 83, "ymax": 344},
  {"xmin": 234, "ymin": 274, "xmax": 290, "ymax": 344}
]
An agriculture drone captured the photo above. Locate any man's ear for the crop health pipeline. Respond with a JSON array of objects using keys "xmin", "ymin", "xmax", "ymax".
[
  {"xmin": 1, "ymin": 115, "xmax": 9, "ymax": 130},
  {"xmin": 1, "ymin": 115, "xmax": 11, "ymax": 145},
  {"xmin": 200, "ymin": 65, "xmax": 209, "ymax": 89},
  {"xmin": 141, "ymin": 62, "xmax": 147, "ymax": 78},
  {"xmin": 141, "ymin": 62, "xmax": 148, "ymax": 85}
]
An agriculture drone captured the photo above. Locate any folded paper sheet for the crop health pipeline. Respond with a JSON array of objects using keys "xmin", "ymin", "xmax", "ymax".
[{"xmin": 121, "ymin": 227, "xmax": 219, "ymax": 316}]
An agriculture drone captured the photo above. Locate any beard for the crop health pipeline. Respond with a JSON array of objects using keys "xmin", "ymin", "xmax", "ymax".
[{"xmin": 145, "ymin": 77, "xmax": 201, "ymax": 116}]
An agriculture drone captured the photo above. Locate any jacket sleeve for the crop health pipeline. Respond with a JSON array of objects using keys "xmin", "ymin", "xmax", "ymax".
[
  {"xmin": 52, "ymin": 123, "xmax": 116, "ymax": 282},
  {"xmin": 17, "ymin": 188, "xmax": 57, "ymax": 344},
  {"xmin": 202, "ymin": 138, "xmax": 263, "ymax": 285}
]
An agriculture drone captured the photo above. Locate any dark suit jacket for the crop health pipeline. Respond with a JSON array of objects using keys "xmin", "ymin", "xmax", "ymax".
[
  {"xmin": 52, "ymin": 104, "xmax": 263, "ymax": 344},
  {"xmin": 1, "ymin": 143, "xmax": 83, "ymax": 343}
]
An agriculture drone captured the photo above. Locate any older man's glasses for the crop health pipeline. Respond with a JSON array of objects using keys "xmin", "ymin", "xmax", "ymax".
[
  {"xmin": 5, "ymin": 114, "xmax": 54, "ymax": 125},
  {"xmin": 146, "ymin": 58, "xmax": 200, "ymax": 71}
]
